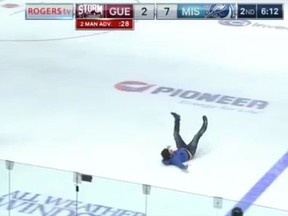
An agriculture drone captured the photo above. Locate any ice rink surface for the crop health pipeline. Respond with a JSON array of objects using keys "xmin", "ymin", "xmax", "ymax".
[{"xmin": 1, "ymin": 0, "xmax": 288, "ymax": 215}]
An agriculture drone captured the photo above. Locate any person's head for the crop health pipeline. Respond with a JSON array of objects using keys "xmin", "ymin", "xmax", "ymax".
[
  {"xmin": 231, "ymin": 207, "xmax": 243, "ymax": 216},
  {"xmin": 161, "ymin": 148, "xmax": 173, "ymax": 160}
]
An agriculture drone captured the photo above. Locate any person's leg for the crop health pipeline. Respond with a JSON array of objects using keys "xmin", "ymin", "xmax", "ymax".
[
  {"xmin": 187, "ymin": 115, "xmax": 208, "ymax": 155},
  {"xmin": 171, "ymin": 112, "xmax": 187, "ymax": 149}
]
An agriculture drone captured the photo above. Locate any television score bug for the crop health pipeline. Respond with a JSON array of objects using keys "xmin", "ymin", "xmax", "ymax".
[{"xmin": 23, "ymin": 3, "xmax": 284, "ymax": 30}]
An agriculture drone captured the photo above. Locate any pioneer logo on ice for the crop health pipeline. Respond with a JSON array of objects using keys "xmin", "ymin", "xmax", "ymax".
[{"xmin": 114, "ymin": 81, "xmax": 269, "ymax": 113}]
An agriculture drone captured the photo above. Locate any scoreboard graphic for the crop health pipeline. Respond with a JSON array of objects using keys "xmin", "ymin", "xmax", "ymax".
[{"xmin": 24, "ymin": 3, "xmax": 285, "ymax": 30}]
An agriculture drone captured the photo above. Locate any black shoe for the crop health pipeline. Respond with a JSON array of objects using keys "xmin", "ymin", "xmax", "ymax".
[
  {"xmin": 202, "ymin": 115, "xmax": 208, "ymax": 127},
  {"xmin": 202, "ymin": 115, "xmax": 208, "ymax": 131},
  {"xmin": 202, "ymin": 115, "xmax": 208, "ymax": 123},
  {"xmin": 171, "ymin": 112, "xmax": 180, "ymax": 120}
]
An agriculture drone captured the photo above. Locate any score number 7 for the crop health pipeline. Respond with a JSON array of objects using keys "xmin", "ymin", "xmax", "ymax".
[{"xmin": 164, "ymin": 7, "xmax": 170, "ymax": 15}]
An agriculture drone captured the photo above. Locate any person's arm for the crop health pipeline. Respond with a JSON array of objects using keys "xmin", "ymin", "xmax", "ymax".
[
  {"xmin": 171, "ymin": 158, "xmax": 188, "ymax": 170},
  {"xmin": 162, "ymin": 159, "xmax": 171, "ymax": 165}
]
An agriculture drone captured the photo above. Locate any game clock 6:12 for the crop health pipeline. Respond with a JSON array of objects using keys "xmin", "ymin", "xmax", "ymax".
[{"xmin": 257, "ymin": 4, "xmax": 283, "ymax": 19}]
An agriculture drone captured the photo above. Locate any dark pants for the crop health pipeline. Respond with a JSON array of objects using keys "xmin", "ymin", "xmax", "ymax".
[{"xmin": 173, "ymin": 118, "xmax": 207, "ymax": 156}]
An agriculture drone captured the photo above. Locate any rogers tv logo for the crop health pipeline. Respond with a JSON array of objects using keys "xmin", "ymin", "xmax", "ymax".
[{"xmin": 114, "ymin": 81, "xmax": 269, "ymax": 114}]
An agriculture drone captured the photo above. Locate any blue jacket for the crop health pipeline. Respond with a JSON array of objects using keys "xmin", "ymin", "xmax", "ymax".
[{"xmin": 162, "ymin": 148, "xmax": 190, "ymax": 170}]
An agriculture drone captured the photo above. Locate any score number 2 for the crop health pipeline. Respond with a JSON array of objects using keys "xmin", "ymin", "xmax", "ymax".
[{"xmin": 141, "ymin": 7, "xmax": 148, "ymax": 16}]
